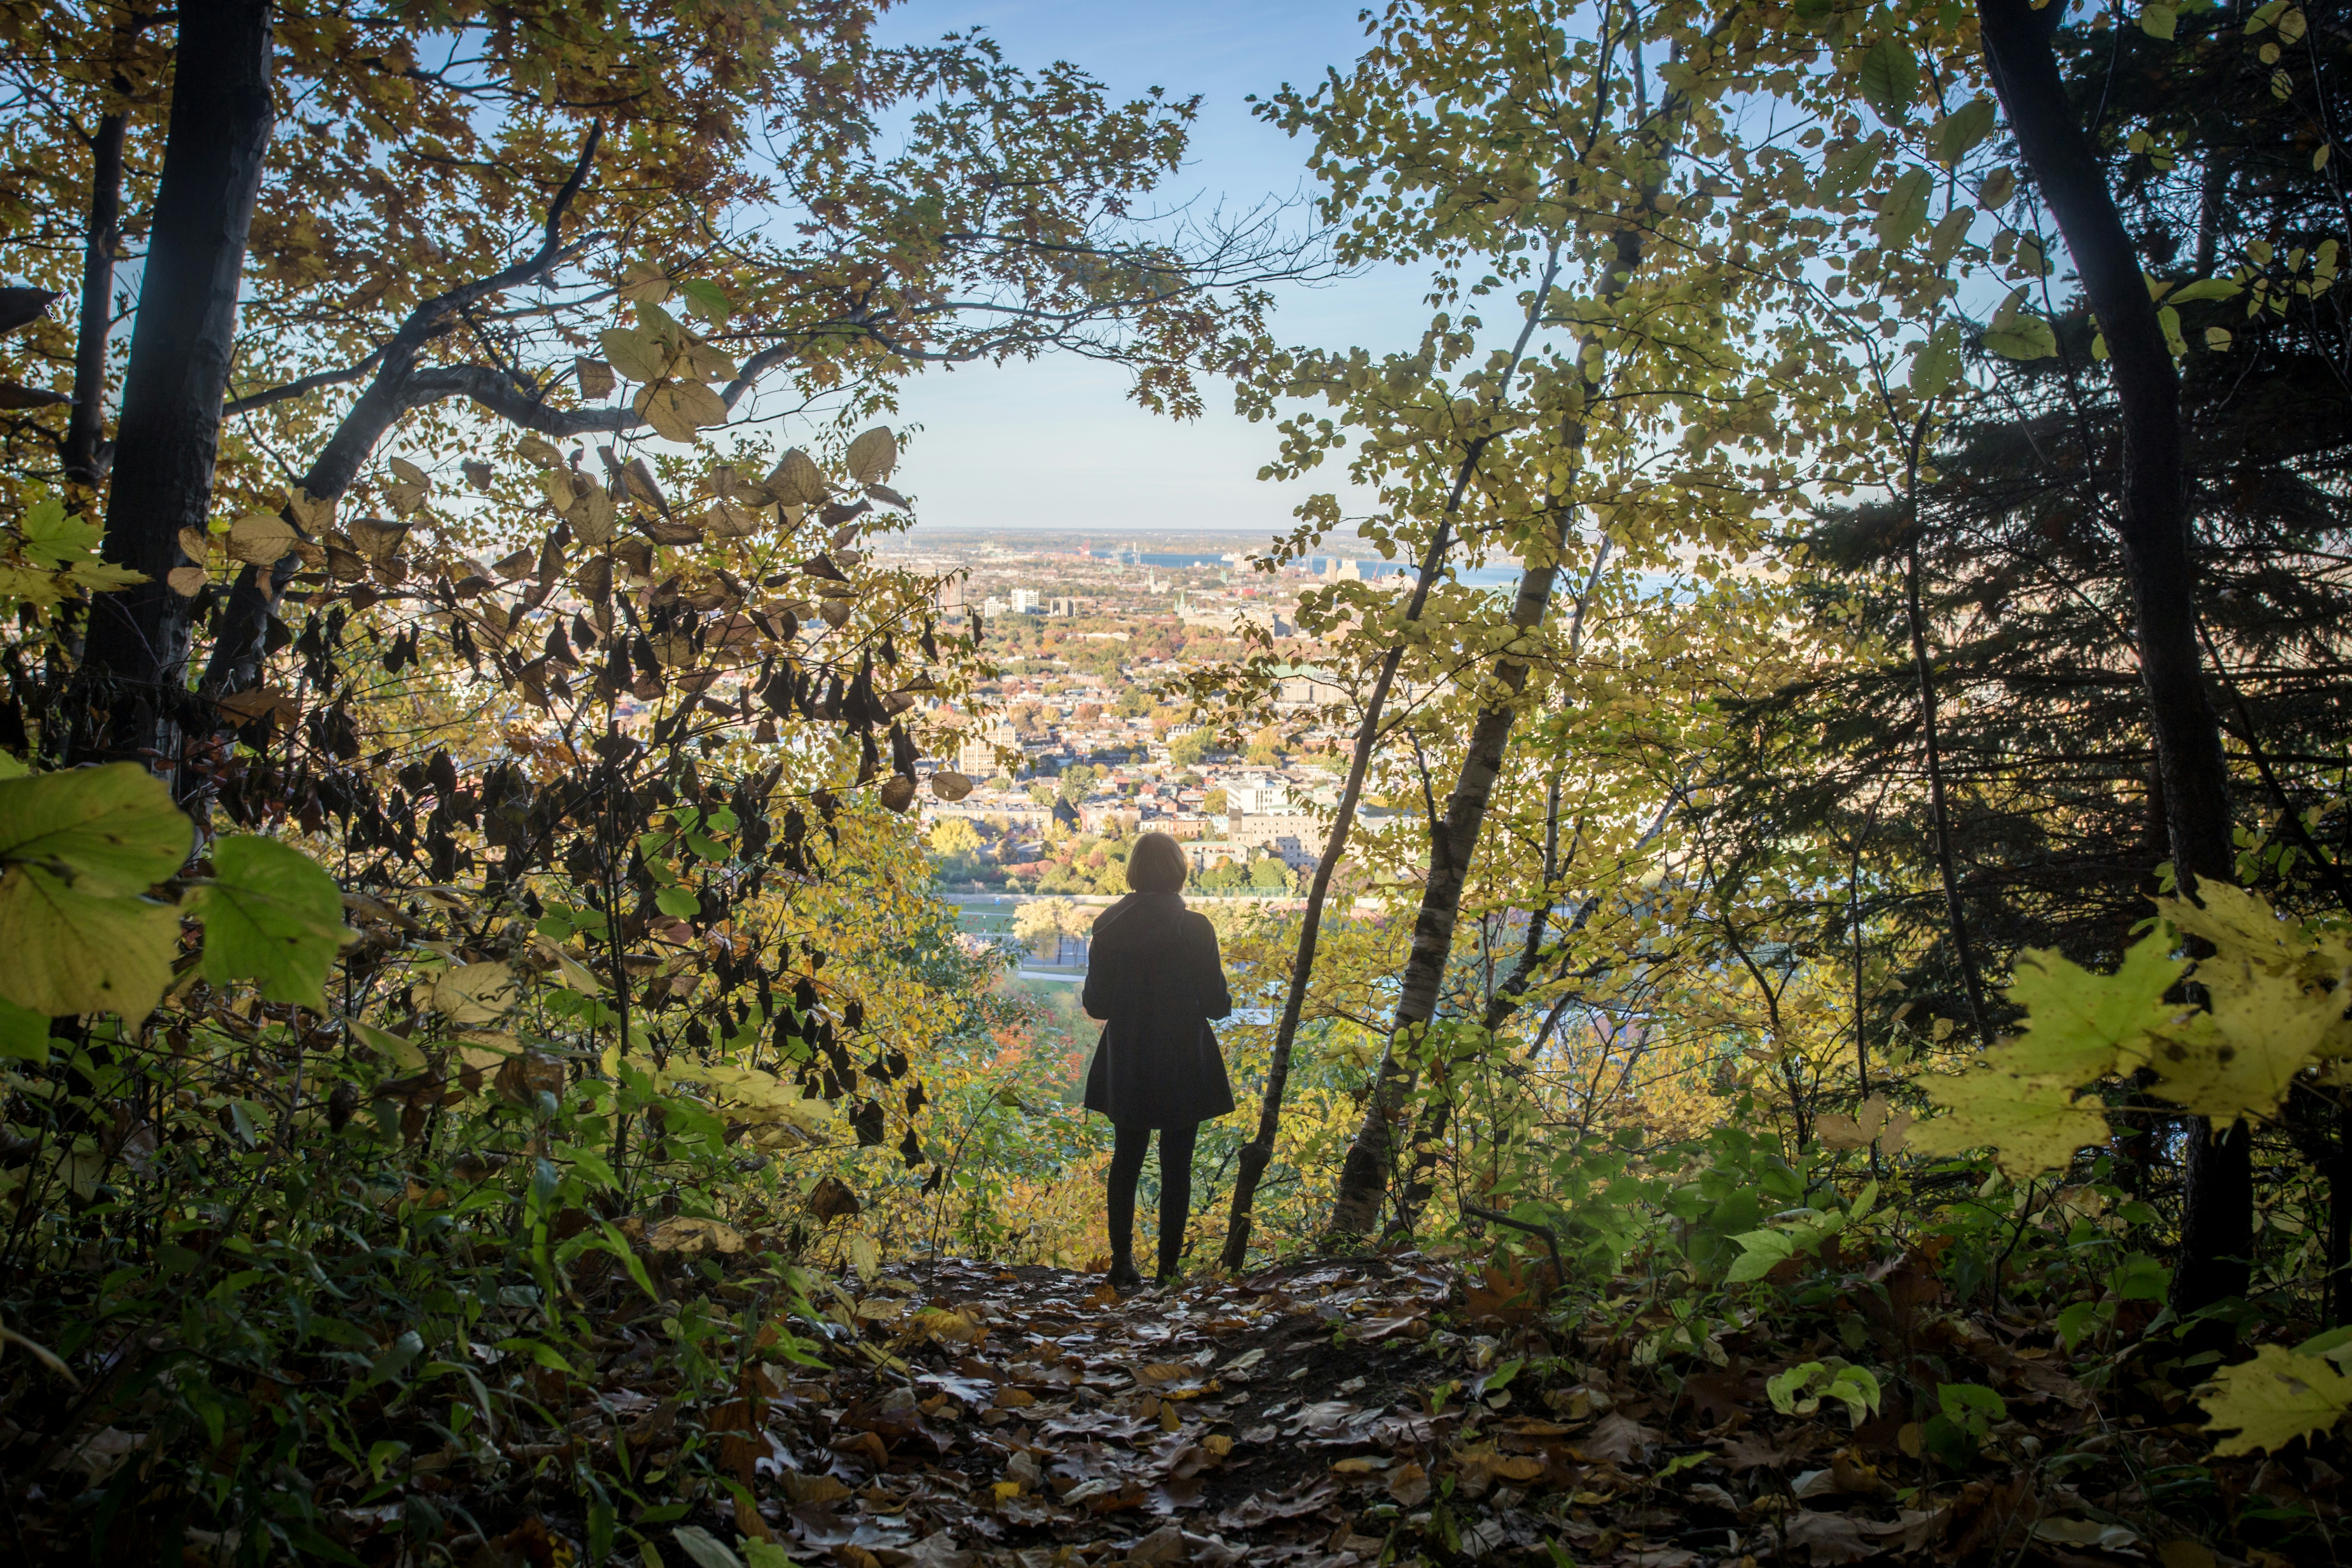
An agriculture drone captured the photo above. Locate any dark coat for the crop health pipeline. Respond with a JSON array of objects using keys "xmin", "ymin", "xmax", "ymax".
[{"xmin": 1082, "ymin": 892, "xmax": 1235, "ymax": 1129}]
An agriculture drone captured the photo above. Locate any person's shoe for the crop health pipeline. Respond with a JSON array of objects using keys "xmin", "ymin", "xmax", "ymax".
[{"xmin": 1108, "ymin": 1260, "xmax": 1145, "ymax": 1293}]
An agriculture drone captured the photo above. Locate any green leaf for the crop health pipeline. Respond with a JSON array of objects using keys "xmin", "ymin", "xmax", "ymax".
[
  {"xmin": 1724, "ymin": 1229, "xmax": 1794, "ymax": 1282},
  {"xmin": 366, "ymin": 1330, "xmax": 425, "ymax": 1386},
  {"xmin": 1982, "ymin": 314, "xmax": 2058, "ymax": 359},
  {"xmin": 2140, "ymin": 2, "xmax": 2179, "ymax": 41},
  {"xmin": 675, "ymin": 278, "xmax": 732, "ymax": 325},
  {"xmin": 0, "ymin": 762, "xmax": 192, "ymax": 894},
  {"xmin": 0, "ymin": 996, "xmax": 50, "ymax": 1061},
  {"xmin": 1909, "ymin": 324, "xmax": 1964, "ymax": 398},
  {"xmin": 352, "ymin": 1018, "xmax": 427, "ymax": 1069},
  {"xmin": 16, "ymin": 494, "xmax": 102, "ymax": 568},
  {"xmin": 656, "ymin": 885, "xmax": 700, "ymax": 919},
  {"xmin": 2054, "ymin": 1300, "xmax": 2099, "ymax": 1351},
  {"xmin": 1876, "ymin": 168, "xmax": 1934, "ymax": 248},
  {"xmin": 2168, "ymin": 277, "xmax": 2243, "ymax": 303},
  {"xmin": 670, "ymin": 1528, "xmax": 745, "ymax": 1568},
  {"xmin": 1767, "ymin": 1362, "xmax": 1824, "ymax": 1415},
  {"xmin": 2201, "ymin": 1344, "xmax": 2352, "ymax": 1455},
  {"xmin": 1820, "ymin": 135, "xmax": 1887, "ymax": 198},
  {"xmin": 2003, "ymin": 931, "xmax": 2184, "ymax": 1080},
  {"xmin": 1926, "ymin": 205, "xmax": 1973, "ymax": 265},
  {"xmin": 1857, "ymin": 36, "xmax": 1920, "ymax": 121},
  {"xmin": 1931, "ymin": 98, "xmax": 1998, "ymax": 167},
  {"xmin": 190, "ymin": 836, "xmax": 348, "ymax": 1010},
  {"xmin": 0, "ymin": 865, "xmax": 179, "ymax": 1020},
  {"xmin": 1909, "ymin": 1059, "xmax": 2108, "ymax": 1177}
]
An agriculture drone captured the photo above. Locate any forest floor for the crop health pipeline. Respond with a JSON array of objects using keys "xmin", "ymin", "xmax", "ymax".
[
  {"xmin": 26, "ymin": 1248, "xmax": 2342, "ymax": 1565},
  {"xmin": 436, "ymin": 1250, "xmax": 2333, "ymax": 1568}
]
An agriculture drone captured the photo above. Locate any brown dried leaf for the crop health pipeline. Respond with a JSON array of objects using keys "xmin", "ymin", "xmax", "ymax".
[
  {"xmin": 215, "ymin": 687, "xmax": 300, "ymax": 725},
  {"xmin": 766, "ymin": 447, "xmax": 828, "ymax": 506},
  {"xmin": 1782, "ymin": 1510, "xmax": 1880, "ymax": 1565},
  {"xmin": 226, "ymin": 514, "xmax": 296, "ymax": 566}
]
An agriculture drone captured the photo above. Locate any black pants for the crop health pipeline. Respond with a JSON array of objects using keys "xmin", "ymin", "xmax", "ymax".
[{"xmin": 1108, "ymin": 1122, "xmax": 1197, "ymax": 1279}]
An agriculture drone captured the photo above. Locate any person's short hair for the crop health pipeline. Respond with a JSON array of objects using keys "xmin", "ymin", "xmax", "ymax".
[{"xmin": 1126, "ymin": 831, "xmax": 1188, "ymax": 893}]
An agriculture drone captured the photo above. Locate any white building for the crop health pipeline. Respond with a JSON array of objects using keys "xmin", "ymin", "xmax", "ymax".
[
  {"xmin": 1231, "ymin": 811, "xmax": 1322, "ymax": 870},
  {"xmin": 1010, "ymin": 588, "xmax": 1040, "ymax": 614},
  {"xmin": 1225, "ymin": 777, "xmax": 1291, "ymax": 815},
  {"xmin": 956, "ymin": 718, "xmax": 1018, "ymax": 778}
]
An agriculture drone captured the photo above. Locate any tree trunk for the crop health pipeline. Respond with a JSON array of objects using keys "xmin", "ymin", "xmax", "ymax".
[
  {"xmin": 64, "ymin": 110, "xmax": 127, "ymax": 489},
  {"xmin": 1903, "ymin": 524, "xmax": 1990, "ymax": 1044},
  {"xmin": 1976, "ymin": 0, "xmax": 2241, "ymax": 1316},
  {"xmin": 80, "ymin": 0, "xmax": 274, "ymax": 760},
  {"xmin": 1324, "ymin": 520, "xmax": 1583, "ymax": 1240},
  {"xmin": 1323, "ymin": 160, "xmax": 1676, "ymax": 1241},
  {"xmin": 1220, "ymin": 246, "xmax": 1564, "ymax": 1271},
  {"xmin": 1216, "ymin": 514, "xmax": 1458, "ymax": 1271}
]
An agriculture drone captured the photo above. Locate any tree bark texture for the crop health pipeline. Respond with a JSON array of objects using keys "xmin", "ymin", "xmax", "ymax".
[
  {"xmin": 1976, "ymin": 0, "xmax": 2242, "ymax": 1316},
  {"xmin": 82, "ymin": 0, "xmax": 274, "ymax": 755},
  {"xmin": 1220, "ymin": 246, "xmax": 1565, "ymax": 1269},
  {"xmin": 1216, "ymin": 513, "xmax": 1460, "ymax": 1271}
]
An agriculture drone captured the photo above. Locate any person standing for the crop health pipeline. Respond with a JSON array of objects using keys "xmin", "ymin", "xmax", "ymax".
[{"xmin": 1082, "ymin": 831, "xmax": 1235, "ymax": 1290}]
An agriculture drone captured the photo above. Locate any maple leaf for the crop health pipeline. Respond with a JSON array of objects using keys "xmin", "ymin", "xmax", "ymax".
[
  {"xmin": 2002, "ymin": 930, "xmax": 2184, "ymax": 1080},
  {"xmin": 1908, "ymin": 1055, "xmax": 2109, "ymax": 1177},
  {"xmin": 2200, "ymin": 1342, "xmax": 2352, "ymax": 1456}
]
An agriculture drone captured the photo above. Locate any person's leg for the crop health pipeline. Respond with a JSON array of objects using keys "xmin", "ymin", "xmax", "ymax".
[
  {"xmin": 1107, "ymin": 1124, "xmax": 1150, "ymax": 1282},
  {"xmin": 1155, "ymin": 1122, "xmax": 1198, "ymax": 1282}
]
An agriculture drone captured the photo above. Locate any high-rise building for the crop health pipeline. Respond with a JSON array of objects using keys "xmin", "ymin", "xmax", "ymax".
[{"xmin": 1010, "ymin": 588, "xmax": 1040, "ymax": 614}]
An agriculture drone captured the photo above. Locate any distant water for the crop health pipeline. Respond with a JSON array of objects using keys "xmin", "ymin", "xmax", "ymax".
[{"xmin": 1087, "ymin": 549, "xmax": 1522, "ymax": 587}]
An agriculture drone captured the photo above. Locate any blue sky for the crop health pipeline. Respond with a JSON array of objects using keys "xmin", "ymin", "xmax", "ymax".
[{"xmin": 871, "ymin": 0, "xmax": 1420, "ymax": 540}]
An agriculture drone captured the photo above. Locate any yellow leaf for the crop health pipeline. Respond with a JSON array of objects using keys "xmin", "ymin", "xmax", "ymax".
[
  {"xmin": 0, "ymin": 865, "xmax": 179, "ymax": 1021},
  {"xmin": 2200, "ymin": 1343, "xmax": 2352, "ymax": 1455},
  {"xmin": 2002, "ymin": 930, "xmax": 2184, "ymax": 1080},
  {"xmin": 646, "ymin": 1216, "xmax": 745, "ymax": 1255},
  {"xmin": 226, "ymin": 514, "xmax": 297, "ymax": 566},
  {"xmin": 1909, "ymin": 1059, "xmax": 2108, "ymax": 1177},
  {"xmin": 432, "ymin": 963, "xmax": 517, "ymax": 1025},
  {"xmin": 2139, "ymin": 959, "xmax": 2343, "ymax": 1119}
]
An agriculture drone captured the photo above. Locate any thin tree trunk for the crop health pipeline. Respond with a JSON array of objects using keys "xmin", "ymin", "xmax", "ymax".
[
  {"xmin": 1217, "ymin": 245, "xmax": 1565, "ymax": 1271},
  {"xmin": 64, "ymin": 110, "xmax": 127, "ymax": 489},
  {"xmin": 80, "ymin": 0, "xmax": 274, "ymax": 762},
  {"xmin": 1902, "ymin": 499, "xmax": 1990, "ymax": 1045},
  {"xmin": 1324, "ymin": 511, "xmax": 1593, "ymax": 1240},
  {"xmin": 1381, "ymin": 540, "xmax": 1619, "ymax": 1239},
  {"xmin": 1215, "ymin": 516, "xmax": 1454, "ymax": 1271},
  {"xmin": 1324, "ymin": 123, "xmax": 1686, "ymax": 1240},
  {"xmin": 1977, "ymin": 0, "xmax": 2240, "ymax": 1317}
]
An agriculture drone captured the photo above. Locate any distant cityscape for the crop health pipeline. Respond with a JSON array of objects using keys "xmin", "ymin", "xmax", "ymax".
[{"xmin": 867, "ymin": 530, "xmax": 1489, "ymax": 912}]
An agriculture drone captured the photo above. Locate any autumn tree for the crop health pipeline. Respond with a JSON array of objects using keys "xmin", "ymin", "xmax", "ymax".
[{"xmin": 0, "ymin": 0, "xmax": 1307, "ymax": 771}]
